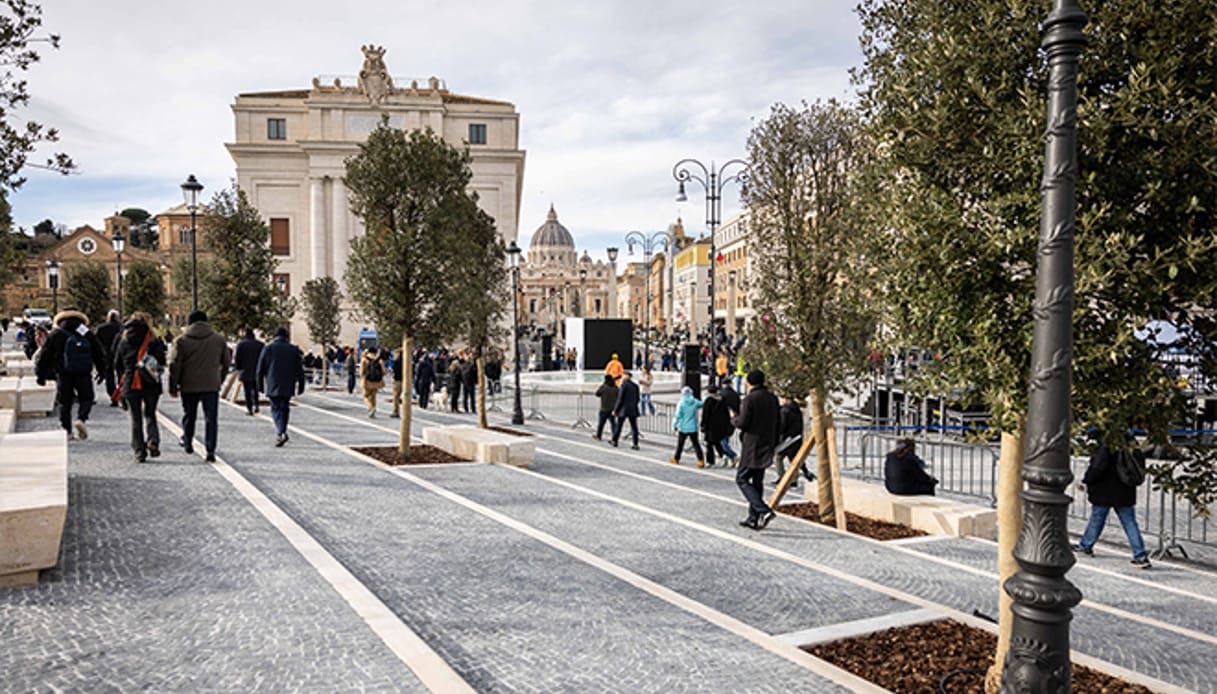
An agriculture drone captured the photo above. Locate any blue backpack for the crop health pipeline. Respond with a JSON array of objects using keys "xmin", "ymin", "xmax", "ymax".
[{"xmin": 62, "ymin": 330, "xmax": 93, "ymax": 375}]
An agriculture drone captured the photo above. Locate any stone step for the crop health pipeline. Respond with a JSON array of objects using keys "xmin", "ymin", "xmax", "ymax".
[{"xmin": 0, "ymin": 429, "xmax": 69, "ymax": 587}]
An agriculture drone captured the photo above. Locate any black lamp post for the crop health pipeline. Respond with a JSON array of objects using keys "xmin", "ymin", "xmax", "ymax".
[
  {"xmin": 673, "ymin": 158, "xmax": 749, "ymax": 369},
  {"xmin": 625, "ymin": 230, "xmax": 670, "ymax": 368},
  {"xmin": 578, "ymin": 267, "xmax": 587, "ymax": 318},
  {"xmin": 605, "ymin": 246, "xmax": 619, "ymax": 319},
  {"xmin": 112, "ymin": 230, "xmax": 125, "ymax": 317},
  {"xmin": 180, "ymin": 174, "xmax": 204, "ymax": 312},
  {"xmin": 46, "ymin": 260, "xmax": 59, "ymax": 314},
  {"xmin": 507, "ymin": 240, "xmax": 525, "ymax": 426},
  {"xmin": 1001, "ymin": 1, "xmax": 1086, "ymax": 690}
]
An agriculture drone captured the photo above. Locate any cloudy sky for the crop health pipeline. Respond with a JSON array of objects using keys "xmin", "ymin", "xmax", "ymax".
[{"xmin": 12, "ymin": 0, "xmax": 862, "ymax": 259}]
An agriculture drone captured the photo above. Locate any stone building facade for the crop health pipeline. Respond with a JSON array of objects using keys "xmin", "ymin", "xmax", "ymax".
[{"xmin": 517, "ymin": 206, "xmax": 615, "ymax": 335}]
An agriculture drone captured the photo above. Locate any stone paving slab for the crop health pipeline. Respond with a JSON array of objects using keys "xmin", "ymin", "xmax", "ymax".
[
  {"xmin": 205, "ymin": 399, "xmax": 849, "ymax": 693},
  {"xmin": 1, "ymin": 403, "xmax": 419, "ymax": 693}
]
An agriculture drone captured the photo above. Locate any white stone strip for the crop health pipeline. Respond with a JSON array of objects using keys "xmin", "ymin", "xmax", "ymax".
[
  {"xmin": 158, "ymin": 412, "xmax": 472, "ymax": 694},
  {"xmin": 964, "ymin": 536, "xmax": 1217, "ymax": 605},
  {"xmin": 883, "ymin": 535, "xmax": 951, "ymax": 546},
  {"xmin": 280, "ymin": 417, "xmax": 888, "ymax": 694},
  {"xmin": 775, "ymin": 608, "xmax": 941, "ymax": 648}
]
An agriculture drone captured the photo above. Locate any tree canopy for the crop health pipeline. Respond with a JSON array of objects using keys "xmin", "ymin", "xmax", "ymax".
[
  {"xmin": 301, "ymin": 276, "xmax": 343, "ymax": 351},
  {"xmin": 63, "ymin": 260, "xmax": 111, "ymax": 325},
  {"xmin": 122, "ymin": 259, "xmax": 165, "ymax": 322}
]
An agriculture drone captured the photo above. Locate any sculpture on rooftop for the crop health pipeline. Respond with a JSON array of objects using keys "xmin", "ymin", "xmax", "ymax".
[{"xmin": 358, "ymin": 45, "xmax": 394, "ymax": 104}]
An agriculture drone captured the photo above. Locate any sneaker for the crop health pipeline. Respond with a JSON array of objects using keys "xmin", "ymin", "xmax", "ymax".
[
  {"xmin": 1074, "ymin": 544, "xmax": 1094, "ymax": 557},
  {"xmin": 630, "ymin": 444, "xmax": 639, "ymax": 450},
  {"xmin": 1131, "ymin": 557, "xmax": 1152, "ymax": 569},
  {"xmin": 134, "ymin": 450, "xmax": 147, "ymax": 463},
  {"xmin": 758, "ymin": 510, "xmax": 777, "ymax": 529},
  {"xmin": 74, "ymin": 420, "xmax": 88, "ymax": 440},
  {"xmin": 739, "ymin": 518, "xmax": 759, "ymax": 530},
  {"xmin": 611, "ymin": 439, "xmax": 619, "ymax": 448},
  {"xmin": 670, "ymin": 456, "xmax": 679, "ymax": 465},
  {"xmin": 147, "ymin": 442, "xmax": 160, "ymax": 458},
  {"xmin": 275, "ymin": 434, "xmax": 288, "ymax": 447}
]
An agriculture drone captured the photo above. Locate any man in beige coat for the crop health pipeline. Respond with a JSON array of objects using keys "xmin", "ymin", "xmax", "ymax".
[{"xmin": 169, "ymin": 310, "xmax": 232, "ymax": 462}]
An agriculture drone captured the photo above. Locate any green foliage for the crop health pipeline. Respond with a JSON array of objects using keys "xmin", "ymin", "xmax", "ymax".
[
  {"xmin": 454, "ymin": 210, "xmax": 508, "ymax": 360},
  {"xmin": 741, "ymin": 101, "xmax": 876, "ymax": 401},
  {"xmin": 119, "ymin": 207, "xmax": 149, "ymax": 225},
  {"xmin": 0, "ymin": 194, "xmax": 22, "ymax": 301},
  {"xmin": 301, "ymin": 276, "xmax": 343, "ymax": 350},
  {"xmin": 63, "ymin": 260, "xmax": 111, "ymax": 325},
  {"xmin": 344, "ymin": 122, "xmax": 480, "ymax": 349},
  {"xmin": 199, "ymin": 184, "xmax": 292, "ymax": 337},
  {"xmin": 854, "ymin": 0, "xmax": 1217, "ymax": 445},
  {"xmin": 122, "ymin": 260, "xmax": 165, "ymax": 320},
  {"xmin": 169, "ymin": 255, "xmax": 213, "ymax": 322},
  {"xmin": 1149, "ymin": 444, "xmax": 1217, "ymax": 519},
  {"xmin": 32, "ymin": 218, "xmax": 53, "ymax": 236},
  {"xmin": 0, "ymin": 0, "xmax": 73, "ymax": 192}
]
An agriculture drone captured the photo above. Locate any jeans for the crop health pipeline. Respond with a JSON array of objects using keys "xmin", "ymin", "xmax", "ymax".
[
  {"xmin": 56, "ymin": 372, "xmax": 95, "ymax": 431},
  {"xmin": 640, "ymin": 392, "xmax": 655, "ymax": 416},
  {"xmin": 242, "ymin": 380, "xmax": 259, "ymax": 414},
  {"xmin": 269, "ymin": 396, "xmax": 291, "ymax": 436},
  {"xmin": 596, "ymin": 410, "xmax": 615, "ymax": 439},
  {"xmin": 1079, "ymin": 505, "xmax": 1148, "ymax": 561},
  {"xmin": 674, "ymin": 432, "xmax": 703, "ymax": 462},
  {"xmin": 719, "ymin": 437, "xmax": 738, "ymax": 460},
  {"xmin": 125, "ymin": 388, "xmax": 160, "ymax": 454},
  {"xmin": 181, "ymin": 391, "xmax": 219, "ymax": 454},
  {"xmin": 734, "ymin": 375, "xmax": 744, "ymax": 392},
  {"xmin": 736, "ymin": 466, "xmax": 771, "ymax": 520},
  {"xmin": 613, "ymin": 415, "xmax": 638, "ymax": 446}
]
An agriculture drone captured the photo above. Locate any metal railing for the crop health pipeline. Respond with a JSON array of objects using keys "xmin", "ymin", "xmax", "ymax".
[{"xmin": 858, "ymin": 430, "xmax": 1000, "ymax": 505}]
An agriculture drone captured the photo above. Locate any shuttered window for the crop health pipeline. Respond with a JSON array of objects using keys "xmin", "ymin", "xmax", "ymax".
[{"xmin": 270, "ymin": 218, "xmax": 290, "ymax": 255}]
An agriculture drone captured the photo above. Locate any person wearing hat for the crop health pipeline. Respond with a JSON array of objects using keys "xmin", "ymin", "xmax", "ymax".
[
  {"xmin": 169, "ymin": 310, "xmax": 231, "ymax": 462},
  {"xmin": 731, "ymin": 369, "xmax": 781, "ymax": 529},
  {"xmin": 257, "ymin": 326, "xmax": 307, "ymax": 447},
  {"xmin": 604, "ymin": 352, "xmax": 625, "ymax": 384},
  {"xmin": 884, "ymin": 438, "xmax": 937, "ymax": 496}
]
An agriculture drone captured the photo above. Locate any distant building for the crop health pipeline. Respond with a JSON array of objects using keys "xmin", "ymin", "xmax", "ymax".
[
  {"xmin": 713, "ymin": 210, "xmax": 752, "ymax": 335},
  {"xmin": 517, "ymin": 206, "xmax": 615, "ymax": 335},
  {"xmin": 615, "ymin": 262, "xmax": 647, "ymax": 328},
  {"xmin": 226, "ymin": 46, "xmax": 525, "ymax": 347},
  {"xmin": 673, "ymin": 237, "xmax": 712, "ymax": 337}
]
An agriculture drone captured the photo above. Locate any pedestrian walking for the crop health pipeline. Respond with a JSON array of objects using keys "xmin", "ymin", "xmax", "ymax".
[
  {"xmin": 719, "ymin": 380, "xmax": 742, "ymax": 416},
  {"xmin": 345, "ymin": 347, "xmax": 357, "ymax": 394},
  {"xmin": 95, "ymin": 310, "xmax": 122, "ymax": 407},
  {"xmin": 462, "ymin": 357, "xmax": 478, "ymax": 413},
  {"xmin": 34, "ymin": 308, "xmax": 107, "ymax": 440},
  {"xmin": 670, "ymin": 386, "xmax": 705, "ymax": 467},
  {"xmin": 1075, "ymin": 438, "xmax": 1151, "ymax": 568},
  {"xmin": 233, "ymin": 328, "xmax": 265, "ymax": 415},
  {"xmin": 639, "ymin": 366, "xmax": 655, "ymax": 416},
  {"xmin": 701, "ymin": 384, "xmax": 735, "ymax": 467},
  {"xmin": 731, "ymin": 370, "xmax": 781, "ymax": 530},
  {"xmin": 448, "ymin": 357, "xmax": 464, "ymax": 412},
  {"xmin": 593, "ymin": 374, "xmax": 619, "ymax": 442},
  {"xmin": 256, "ymin": 327, "xmax": 306, "ymax": 447},
  {"xmin": 416, "ymin": 354, "xmax": 436, "ymax": 409},
  {"xmin": 113, "ymin": 312, "xmax": 166, "ymax": 462},
  {"xmin": 390, "ymin": 348, "xmax": 405, "ymax": 418},
  {"xmin": 611, "ymin": 370, "xmax": 640, "ymax": 449},
  {"xmin": 360, "ymin": 346, "xmax": 386, "ymax": 417},
  {"xmin": 774, "ymin": 396, "xmax": 809, "ymax": 484},
  {"xmin": 169, "ymin": 310, "xmax": 231, "ymax": 462}
]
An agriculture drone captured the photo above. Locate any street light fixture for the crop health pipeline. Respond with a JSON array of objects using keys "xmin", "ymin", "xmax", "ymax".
[
  {"xmin": 112, "ymin": 230, "xmax": 125, "ymax": 317},
  {"xmin": 578, "ymin": 267, "xmax": 587, "ymax": 318},
  {"xmin": 605, "ymin": 246, "xmax": 619, "ymax": 319},
  {"xmin": 46, "ymin": 260, "xmax": 59, "ymax": 314},
  {"xmin": 672, "ymin": 157, "xmax": 749, "ymax": 370},
  {"xmin": 180, "ymin": 174, "xmax": 204, "ymax": 312},
  {"xmin": 625, "ymin": 230, "xmax": 670, "ymax": 368},
  {"xmin": 506, "ymin": 240, "xmax": 525, "ymax": 426}
]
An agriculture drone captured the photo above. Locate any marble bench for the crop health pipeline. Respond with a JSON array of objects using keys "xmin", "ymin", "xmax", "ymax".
[
  {"xmin": 2, "ymin": 358, "xmax": 35, "ymax": 377},
  {"xmin": 0, "ymin": 429, "xmax": 68, "ymax": 587},
  {"xmin": 423, "ymin": 424, "xmax": 535, "ymax": 468},
  {"xmin": 0, "ymin": 408, "xmax": 15, "ymax": 437},
  {"xmin": 0, "ymin": 377, "xmax": 18, "ymax": 411},
  {"xmin": 16, "ymin": 378, "xmax": 54, "ymax": 416},
  {"xmin": 838, "ymin": 477, "xmax": 996, "ymax": 538}
]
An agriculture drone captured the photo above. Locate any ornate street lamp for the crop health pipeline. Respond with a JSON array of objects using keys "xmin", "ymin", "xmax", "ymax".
[
  {"xmin": 673, "ymin": 157, "xmax": 749, "ymax": 369},
  {"xmin": 727, "ymin": 269, "xmax": 737, "ymax": 339},
  {"xmin": 112, "ymin": 230, "xmax": 125, "ymax": 317},
  {"xmin": 180, "ymin": 174, "xmax": 204, "ymax": 312},
  {"xmin": 507, "ymin": 240, "xmax": 525, "ymax": 426},
  {"xmin": 606, "ymin": 246, "xmax": 619, "ymax": 319},
  {"xmin": 1001, "ymin": 2, "xmax": 1087, "ymax": 691},
  {"xmin": 578, "ymin": 267, "xmax": 587, "ymax": 318},
  {"xmin": 46, "ymin": 260, "xmax": 59, "ymax": 314},
  {"xmin": 625, "ymin": 230, "xmax": 670, "ymax": 368}
]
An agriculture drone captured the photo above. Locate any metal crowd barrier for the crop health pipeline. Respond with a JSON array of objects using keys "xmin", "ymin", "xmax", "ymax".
[{"xmin": 858, "ymin": 429, "xmax": 1000, "ymax": 505}]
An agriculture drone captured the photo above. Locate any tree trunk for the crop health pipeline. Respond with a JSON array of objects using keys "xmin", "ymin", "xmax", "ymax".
[
  {"xmin": 477, "ymin": 354, "xmax": 488, "ymax": 429},
  {"xmin": 985, "ymin": 422, "xmax": 1026, "ymax": 694},
  {"xmin": 399, "ymin": 334, "xmax": 413, "ymax": 457},
  {"xmin": 811, "ymin": 387, "xmax": 837, "ymax": 525},
  {"xmin": 322, "ymin": 352, "xmax": 329, "ymax": 390}
]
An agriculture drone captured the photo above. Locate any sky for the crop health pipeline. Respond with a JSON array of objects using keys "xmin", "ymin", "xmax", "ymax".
[{"xmin": 10, "ymin": 0, "xmax": 863, "ymax": 260}]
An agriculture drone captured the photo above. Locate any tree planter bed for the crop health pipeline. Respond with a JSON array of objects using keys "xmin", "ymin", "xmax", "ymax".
[
  {"xmin": 776, "ymin": 501, "xmax": 927, "ymax": 541},
  {"xmin": 353, "ymin": 445, "xmax": 470, "ymax": 466},
  {"xmin": 486, "ymin": 425, "xmax": 533, "ymax": 437}
]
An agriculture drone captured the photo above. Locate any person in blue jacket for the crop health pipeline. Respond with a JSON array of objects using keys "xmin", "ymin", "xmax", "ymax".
[{"xmin": 670, "ymin": 386, "xmax": 705, "ymax": 467}]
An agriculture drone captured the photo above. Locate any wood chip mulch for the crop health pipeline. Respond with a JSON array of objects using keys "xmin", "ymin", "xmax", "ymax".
[
  {"xmin": 776, "ymin": 501, "xmax": 927, "ymax": 541},
  {"xmin": 353, "ymin": 445, "xmax": 471, "ymax": 466},
  {"xmin": 487, "ymin": 426, "xmax": 534, "ymax": 437},
  {"xmin": 807, "ymin": 619, "xmax": 1152, "ymax": 693}
]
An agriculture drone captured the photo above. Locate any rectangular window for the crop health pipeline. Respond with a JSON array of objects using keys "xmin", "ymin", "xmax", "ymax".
[
  {"xmin": 468, "ymin": 123, "xmax": 487, "ymax": 145},
  {"xmin": 270, "ymin": 218, "xmax": 290, "ymax": 255},
  {"xmin": 267, "ymin": 118, "xmax": 287, "ymax": 140}
]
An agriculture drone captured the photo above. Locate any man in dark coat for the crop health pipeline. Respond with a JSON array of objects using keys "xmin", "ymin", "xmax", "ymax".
[
  {"xmin": 169, "ymin": 310, "xmax": 232, "ymax": 462},
  {"xmin": 884, "ymin": 439, "xmax": 938, "ymax": 496},
  {"xmin": 94, "ymin": 310, "xmax": 122, "ymax": 407},
  {"xmin": 256, "ymin": 327, "xmax": 306, "ymax": 447},
  {"xmin": 775, "ymin": 396, "xmax": 811, "ymax": 484},
  {"xmin": 35, "ymin": 308, "xmax": 107, "ymax": 440},
  {"xmin": 1075, "ymin": 441, "xmax": 1150, "ymax": 567},
  {"xmin": 461, "ymin": 358, "xmax": 478, "ymax": 414},
  {"xmin": 700, "ymin": 384, "xmax": 735, "ymax": 467},
  {"xmin": 611, "ymin": 370, "xmax": 641, "ymax": 449},
  {"xmin": 415, "ymin": 354, "xmax": 436, "ymax": 409},
  {"xmin": 719, "ymin": 380, "xmax": 742, "ymax": 416},
  {"xmin": 731, "ymin": 370, "xmax": 781, "ymax": 530},
  {"xmin": 593, "ymin": 374, "xmax": 619, "ymax": 442},
  {"xmin": 233, "ymin": 328, "xmax": 265, "ymax": 415}
]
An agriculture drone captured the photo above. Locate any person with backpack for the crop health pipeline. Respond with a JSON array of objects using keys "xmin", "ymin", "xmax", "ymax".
[
  {"xmin": 256, "ymin": 327, "xmax": 306, "ymax": 447},
  {"xmin": 1075, "ymin": 437, "xmax": 1151, "ymax": 568},
  {"xmin": 113, "ymin": 312, "xmax": 166, "ymax": 462},
  {"xmin": 34, "ymin": 307, "xmax": 107, "ymax": 440},
  {"xmin": 169, "ymin": 310, "xmax": 231, "ymax": 462},
  {"xmin": 360, "ymin": 346, "xmax": 386, "ymax": 417}
]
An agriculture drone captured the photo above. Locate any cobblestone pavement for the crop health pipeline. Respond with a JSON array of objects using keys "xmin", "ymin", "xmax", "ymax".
[
  {"xmin": 199, "ymin": 397, "xmax": 848, "ymax": 693},
  {"xmin": 0, "ymin": 403, "xmax": 420, "ymax": 693}
]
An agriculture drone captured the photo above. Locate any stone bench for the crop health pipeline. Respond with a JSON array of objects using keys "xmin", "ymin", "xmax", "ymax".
[
  {"xmin": 0, "ymin": 377, "xmax": 18, "ymax": 411},
  {"xmin": 16, "ymin": 378, "xmax": 54, "ymax": 417},
  {"xmin": 0, "ymin": 430, "xmax": 69, "ymax": 587},
  {"xmin": 0, "ymin": 408, "xmax": 15, "ymax": 437},
  {"xmin": 2, "ymin": 358, "xmax": 35, "ymax": 377},
  {"xmin": 839, "ymin": 478, "xmax": 996, "ymax": 538},
  {"xmin": 422, "ymin": 424, "xmax": 534, "ymax": 468}
]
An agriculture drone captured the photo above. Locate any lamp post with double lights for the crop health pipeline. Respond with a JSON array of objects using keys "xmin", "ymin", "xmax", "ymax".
[
  {"xmin": 624, "ymin": 230, "xmax": 670, "ymax": 368},
  {"xmin": 46, "ymin": 260, "xmax": 59, "ymax": 314},
  {"xmin": 506, "ymin": 240, "xmax": 525, "ymax": 426},
  {"xmin": 112, "ymin": 230, "xmax": 125, "ymax": 317},
  {"xmin": 672, "ymin": 158, "xmax": 749, "ymax": 368},
  {"xmin": 180, "ymin": 174, "xmax": 204, "ymax": 312}
]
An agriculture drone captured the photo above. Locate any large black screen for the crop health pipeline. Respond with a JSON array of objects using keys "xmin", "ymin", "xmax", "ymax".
[{"xmin": 583, "ymin": 319, "xmax": 633, "ymax": 371}]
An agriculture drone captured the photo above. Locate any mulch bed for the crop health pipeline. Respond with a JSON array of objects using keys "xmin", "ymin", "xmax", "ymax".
[
  {"xmin": 807, "ymin": 619, "xmax": 1152, "ymax": 693},
  {"xmin": 776, "ymin": 501, "xmax": 927, "ymax": 541},
  {"xmin": 353, "ymin": 445, "xmax": 471, "ymax": 466},
  {"xmin": 487, "ymin": 425, "xmax": 534, "ymax": 437}
]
